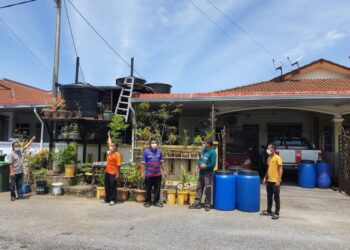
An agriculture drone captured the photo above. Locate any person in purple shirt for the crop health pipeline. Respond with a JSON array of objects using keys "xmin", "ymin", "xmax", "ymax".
[{"xmin": 141, "ymin": 138, "xmax": 167, "ymax": 207}]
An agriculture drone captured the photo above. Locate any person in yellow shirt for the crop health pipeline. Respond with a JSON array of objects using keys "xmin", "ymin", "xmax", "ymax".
[
  {"xmin": 260, "ymin": 143, "xmax": 283, "ymax": 220},
  {"xmin": 104, "ymin": 131, "xmax": 122, "ymax": 206}
]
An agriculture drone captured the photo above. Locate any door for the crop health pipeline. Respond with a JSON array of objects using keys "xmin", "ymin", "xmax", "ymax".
[{"xmin": 243, "ymin": 125, "xmax": 259, "ymax": 167}]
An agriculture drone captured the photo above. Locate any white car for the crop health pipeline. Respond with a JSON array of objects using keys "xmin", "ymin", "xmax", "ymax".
[{"xmin": 261, "ymin": 137, "xmax": 322, "ymax": 170}]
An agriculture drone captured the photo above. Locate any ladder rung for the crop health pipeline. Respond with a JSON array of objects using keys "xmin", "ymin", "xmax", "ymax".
[
  {"xmin": 119, "ymin": 102, "xmax": 129, "ymax": 105},
  {"xmin": 117, "ymin": 108, "xmax": 128, "ymax": 111}
]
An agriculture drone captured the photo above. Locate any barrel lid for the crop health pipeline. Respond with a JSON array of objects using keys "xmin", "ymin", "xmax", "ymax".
[
  {"xmin": 215, "ymin": 170, "xmax": 235, "ymax": 175},
  {"xmin": 52, "ymin": 182, "xmax": 63, "ymax": 186},
  {"xmin": 316, "ymin": 160, "xmax": 329, "ymax": 163},
  {"xmin": 146, "ymin": 83, "xmax": 172, "ymax": 88},
  {"xmin": 227, "ymin": 166, "xmax": 245, "ymax": 172},
  {"xmin": 301, "ymin": 160, "xmax": 315, "ymax": 163},
  {"xmin": 238, "ymin": 169, "xmax": 259, "ymax": 176}
]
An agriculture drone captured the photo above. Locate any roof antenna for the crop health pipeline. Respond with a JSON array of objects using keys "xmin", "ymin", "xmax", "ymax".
[
  {"xmin": 272, "ymin": 59, "xmax": 283, "ymax": 78},
  {"xmin": 287, "ymin": 56, "xmax": 303, "ymax": 69}
]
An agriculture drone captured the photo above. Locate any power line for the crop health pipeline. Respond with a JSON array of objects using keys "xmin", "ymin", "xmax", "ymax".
[
  {"xmin": 186, "ymin": 0, "xmax": 274, "ymax": 74},
  {"xmin": 206, "ymin": 0, "xmax": 276, "ymax": 59},
  {"xmin": 0, "ymin": 0, "xmax": 35, "ymax": 9},
  {"xmin": 66, "ymin": 0, "xmax": 145, "ymax": 79},
  {"xmin": 0, "ymin": 17, "xmax": 50, "ymax": 72},
  {"xmin": 63, "ymin": 0, "xmax": 86, "ymax": 82}
]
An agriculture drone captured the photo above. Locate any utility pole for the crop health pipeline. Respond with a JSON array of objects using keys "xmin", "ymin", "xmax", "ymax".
[{"xmin": 51, "ymin": 0, "xmax": 61, "ymax": 99}]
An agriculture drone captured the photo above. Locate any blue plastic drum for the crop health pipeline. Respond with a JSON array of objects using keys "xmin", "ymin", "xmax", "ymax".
[
  {"xmin": 316, "ymin": 160, "xmax": 331, "ymax": 188},
  {"xmin": 237, "ymin": 170, "xmax": 260, "ymax": 212},
  {"xmin": 298, "ymin": 160, "xmax": 316, "ymax": 188},
  {"xmin": 214, "ymin": 170, "xmax": 236, "ymax": 211}
]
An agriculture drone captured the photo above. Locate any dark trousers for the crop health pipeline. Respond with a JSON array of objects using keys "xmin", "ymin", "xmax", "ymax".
[
  {"xmin": 104, "ymin": 172, "xmax": 117, "ymax": 203},
  {"xmin": 145, "ymin": 175, "xmax": 162, "ymax": 204},
  {"xmin": 10, "ymin": 173, "xmax": 24, "ymax": 199},
  {"xmin": 266, "ymin": 181, "xmax": 280, "ymax": 215},
  {"xmin": 194, "ymin": 172, "xmax": 213, "ymax": 206}
]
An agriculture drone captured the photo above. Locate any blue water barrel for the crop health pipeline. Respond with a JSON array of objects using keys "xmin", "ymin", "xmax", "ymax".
[
  {"xmin": 237, "ymin": 170, "xmax": 260, "ymax": 212},
  {"xmin": 214, "ymin": 170, "xmax": 236, "ymax": 211},
  {"xmin": 298, "ymin": 160, "xmax": 316, "ymax": 188},
  {"xmin": 228, "ymin": 166, "xmax": 245, "ymax": 174},
  {"xmin": 316, "ymin": 160, "xmax": 331, "ymax": 188}
]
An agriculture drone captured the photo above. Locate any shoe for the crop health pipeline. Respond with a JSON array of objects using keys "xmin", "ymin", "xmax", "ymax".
[
  {"xmin": 189, "ymin": 203, "xmax": 201, "ymax": 209},
  {"xmin": 101, "ymin": 200, "xmax": 109, "ymax": 204},
  {"xmin": 143, "ymin": 202, "xmax": 151, "ymax": 208},
  {"xmin": 109, "ymin": 201, "xmax": 116, "ymax": 206},
  {"xmin": 260, "ymin": 210, "xmax": 273, "ymax": 216},
  {"xmin": 11, "ymin": 197, "xmax": 16, "ymax": 201},
  {"xmin": 272, "ymin": 214, "xmax": 280, "ymax": 220},
  {"xmin": 18, "ymin": 196, "xmax": 25, "ymax": 200},
  {"xmin": 204, "ymin": 205, "xmax": 211, "ymax": 212},
  {"xmin": 153, "ymin": 203, "xmax": 163, "ymax": 207}
]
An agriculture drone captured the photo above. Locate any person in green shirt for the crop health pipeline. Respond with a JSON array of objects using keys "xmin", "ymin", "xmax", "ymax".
[{"xmin": 189, "ymin": 138, "xmax": 216, "ymax": 211}]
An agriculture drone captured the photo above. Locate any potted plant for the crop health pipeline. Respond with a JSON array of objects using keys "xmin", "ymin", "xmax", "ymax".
[
  {"xmin": 188, "ymin": 175, "xmax": 197, "ymax": 206},
  {"xmin": 61, "ymin": 125, "xmax": 69, "ymax": 139},
  {"xmin": 96, "ymin": 168, "xmax": 105, "ymax": 200},
  {"xmin": 127, "ymin": 163, "xmax": 146, "ymax": 203},
  {"xmin": 57, "ymin": 99, "xmax": 68, "ymax": 119},
  {"xmin": 103, "ymin": 104, "xmax": 112, "ymax": 120},
  {"xmin": 67, "ymin": 123, "xmax": 79, "ymax": 139},
  {"xmin": 57, "ymin": 143, "xmax": 78, "ymax": 177},
  {"xmin": 191, "ymin": 135, "xmax": 202, "ymax": 158},
  {"xmin": 74, "ymin": 100, "xmax": 83, "ymax": 119},
  {"xmin": 108, "ymin": 116, "xmax": 129, "ymax": 144},
  {"xmin": 42, "ymin": 99, "xmax": 58, "ymax": 119},
  {"xmin": 177, "ymin": 165, "xmax": 191, "ymax": 206},
  {"xmin": 165, "ymin": 133, "xmax": 177, "ymax": 157},
  {"xmin": 97, "ymin": 102, "xmax": 104, "ymax": 120},
  {"xmin": 81, "ymin": 163, "xmax": 93, "ymax": 183}
]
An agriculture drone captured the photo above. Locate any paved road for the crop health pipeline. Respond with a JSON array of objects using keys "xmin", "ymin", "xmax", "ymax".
[{"xmin": 0, "ymin": 185, "xmax": 349, "ymax": 250}]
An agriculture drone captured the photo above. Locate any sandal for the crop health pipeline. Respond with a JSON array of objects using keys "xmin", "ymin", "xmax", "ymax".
[{"xmin": 260, "ymin": 210, "xmax": 272, "ymax": 216}]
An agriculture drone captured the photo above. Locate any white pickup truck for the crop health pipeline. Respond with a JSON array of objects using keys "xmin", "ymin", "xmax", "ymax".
[{"xmin": 262, "ymin": 137, "xmax": 322, "ymax": 170}]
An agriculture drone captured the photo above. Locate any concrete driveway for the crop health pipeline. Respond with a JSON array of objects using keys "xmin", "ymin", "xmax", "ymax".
[{"xmin": 0, "ymin": 185, "xmax": 349, "ymax": 250}]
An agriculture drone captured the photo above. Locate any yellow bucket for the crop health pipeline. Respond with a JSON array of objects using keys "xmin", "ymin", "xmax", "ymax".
[
  {"xmin": 189, "ymin": 191, "xmax": 196, "ymax": 206},
  {"xmin": 177, "ymin": 190, "xmax": 189, "ymax": 206},
  {"xmin": 96, "ymin": 187, "xmax": 105, "ymax": 200},
  {"xmin": 64, "ymin": 164, "xmax": 75, "ymax": 177},
  {"xmin": 166, "ymin": 189, "xmax": 176, "ymax": 205}
]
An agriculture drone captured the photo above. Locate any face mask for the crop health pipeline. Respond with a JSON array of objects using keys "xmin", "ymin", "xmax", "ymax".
[
  {"xmin": 151, "ymin": 143, "xmax": 157, "ymax": 149},
  {"xmin": 266, "ymin": 149, "xmax": 272, "ymax": 155},
  {"xmin": 109, "ymin": 147, "xmax": 115, "ymax": 152},
  {"xmin": 14, "ymin": 148, "xmax": 21, "ymax": 152}
]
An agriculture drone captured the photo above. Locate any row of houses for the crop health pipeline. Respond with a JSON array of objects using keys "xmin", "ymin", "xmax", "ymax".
[{"xmin": 1, "ymin": 59, "xmax": 350, "ymax": 176}]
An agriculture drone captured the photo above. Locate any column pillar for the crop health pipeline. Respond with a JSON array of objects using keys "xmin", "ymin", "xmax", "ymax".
[{"xmin": 333, "ymin": 115, "xmax": 344, "ymax": 180}]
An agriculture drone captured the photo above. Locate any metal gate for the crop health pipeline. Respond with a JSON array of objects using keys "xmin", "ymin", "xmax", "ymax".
[{"xmin": 339, "ymin": 134, "xmax": 350, "ymax": 195}]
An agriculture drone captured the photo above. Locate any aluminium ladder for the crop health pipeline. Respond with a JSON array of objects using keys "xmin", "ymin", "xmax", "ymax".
[{"xmin": 114, "ymin": 76, "xmax": 134, "ymax": 122}]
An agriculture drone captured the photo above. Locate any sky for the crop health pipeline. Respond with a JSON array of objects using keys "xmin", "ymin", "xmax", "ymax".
[{"xmin": 0, "ymin": 0, "xmax": 349, "ymax": 93}]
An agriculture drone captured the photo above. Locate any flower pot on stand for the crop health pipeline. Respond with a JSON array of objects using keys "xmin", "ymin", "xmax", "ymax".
[
  {"xmin": 166, "ymin": 189, "xmax": 176, "ymax": 205},
  {"xmin": 96, "ymin": 186, "xmax": 105, "ymax": 200},
  {"xmin": 42, "ymin": 109, "xmax": 52, "ymax": 119},
  {"xmin": 103, "ymin": 111, "xmax": 112, "ymax": 121},
  {"xmin": 58, "ymin": 110, "xmax": 68, "ymax": 119},
  {"xmin": 66, "ymin": 111, "xmax": 74, "ymax": 119},
  {"xmin": 97, "ymin": 114, "xmax": 104, "ymax": 120},
  {"xmin": 74, "ymin": 111, "xmax": 83, "ymax": 119},
  {"xmin": 177, "ymin": 190, "xmax": 189, "ymax": 206},
  {"xmin": 52, "ymin": 111, "xmax": 58, "ymax": 119},
  {"xmin": 135, "ymin": 189, "xmax": 146, "ymax": 203},
  {"xmin": 117, "ymin": 188, "xmax": 129, "ymax": 201},
  {"xmin": 166, "ymin": 150, "xmax": 174, "ymax": 157},
  {"xmin": 174, "ymin": 150, "xmax": 182, "ymax": 158},
  {"xmin": 182, "ymin": 151, "xmax": 190, "ymax": 158}
]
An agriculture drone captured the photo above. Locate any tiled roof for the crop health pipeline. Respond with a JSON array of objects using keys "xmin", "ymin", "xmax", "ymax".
[
  {"xmin": 133, "ymin": 79, "xmax": 350, "ymax": 99},
  {"xmin": 0, "ymin": 78, "xmax": 52, "ymax": 105}
]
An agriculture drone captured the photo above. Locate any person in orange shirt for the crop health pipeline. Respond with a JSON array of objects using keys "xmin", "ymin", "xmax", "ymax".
[{"xmin": 104, "ymin": 131, "xmax": 122, "ymax": 206}]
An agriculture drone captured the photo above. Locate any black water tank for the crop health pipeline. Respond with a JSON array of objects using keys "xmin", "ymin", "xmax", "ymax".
[
  {"xmin": 59, "ymin": 82, "xmax": 102, "ymax": 117},
  {"xmin": 116, "ymin": 76, "xmax": 146, "ymax": 92},
  {"xmin": 146, "ymin": 83, "xmax": 172, "ymax": 93}
]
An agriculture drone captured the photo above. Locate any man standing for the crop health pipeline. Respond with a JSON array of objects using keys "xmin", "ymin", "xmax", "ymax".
[
  {"xmin": 189, "ymin": 138, "xmax": 216, "ymax": 212},
  {"xmin": 8, "ymin": 136, "xmax": 36, "ymax": 201},
  {"xmin": 260, "ymin": 143, "xmax": 283, "ymax": 220},
  {"xmin": 104, "ymin": 131, "xmax": 121, "ymax": 206},
  {"xmin": 141, "ymin": 138, "xmax": 167, "ymax": 208}
]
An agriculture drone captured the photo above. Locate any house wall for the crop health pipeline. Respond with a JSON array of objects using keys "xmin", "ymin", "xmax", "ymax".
[{"xmin": 290, "ymin": 69, "xmax": 349, "ymax": 80}]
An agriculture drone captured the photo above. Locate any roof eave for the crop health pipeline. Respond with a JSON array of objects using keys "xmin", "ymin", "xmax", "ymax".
[{"xmin": 131, "ymin": 94, "xmax": 350, "ymax": 103}]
